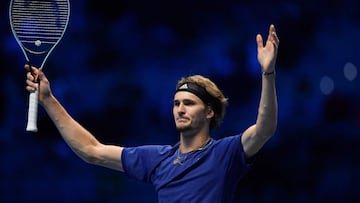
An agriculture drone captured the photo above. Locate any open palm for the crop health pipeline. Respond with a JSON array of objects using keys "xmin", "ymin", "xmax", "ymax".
[{"xmin": 257, "ymin": 24, "xmax": 279, "ymax": 73}]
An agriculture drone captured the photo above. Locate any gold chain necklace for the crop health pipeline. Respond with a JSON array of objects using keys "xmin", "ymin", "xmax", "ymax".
[{"xmin": 173, "ymin": 138, "xmax": 213, "ymax": 165}]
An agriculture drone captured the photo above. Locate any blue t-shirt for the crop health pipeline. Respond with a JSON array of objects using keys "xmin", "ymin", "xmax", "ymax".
[{"xmin": 122, "ymin": 134, "xmax": 251, "ymax": 202}]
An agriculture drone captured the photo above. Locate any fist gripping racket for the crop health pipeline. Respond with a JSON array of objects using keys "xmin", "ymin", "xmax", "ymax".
[{"xmin": 9, "ymin": 0, "xmax": 70, "ymax": 132}]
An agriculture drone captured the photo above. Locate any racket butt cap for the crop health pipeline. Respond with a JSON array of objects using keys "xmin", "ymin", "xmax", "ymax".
[{"xmin": 26, "ymin": 125, "xmax": 38, "ymax": 132}]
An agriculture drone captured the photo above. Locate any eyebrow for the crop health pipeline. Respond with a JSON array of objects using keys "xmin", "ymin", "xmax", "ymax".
[
  {"xmin": 174, "ymin": 98, "xmax": 194, "ymax": 102},
  {"xmin": 173, "ymin": 98, "xmax": 204, "ymax": 106}
]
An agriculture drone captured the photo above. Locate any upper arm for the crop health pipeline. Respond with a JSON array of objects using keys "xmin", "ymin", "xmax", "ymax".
[
  {"xmin": 241, "ymin": 124, "xmax": 273, "ymax": 158},
  {"xmin": 89, "ymin": 144, "xmax": 125, "ymax": 172}
]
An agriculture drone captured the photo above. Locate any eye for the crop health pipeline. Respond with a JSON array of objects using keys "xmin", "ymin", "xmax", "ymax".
[
  {"xmin": 173, "ymin": 100, "xmax": 180, "ymax": 106},
  {"xmin": 183, "ymin": 100, "xmax": 195, "ymax": 106}
]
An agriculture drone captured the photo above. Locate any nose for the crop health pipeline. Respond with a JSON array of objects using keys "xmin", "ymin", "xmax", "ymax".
[{"xmin": 177, "ymin": 103, "xmax": 185, "ymax": 115}]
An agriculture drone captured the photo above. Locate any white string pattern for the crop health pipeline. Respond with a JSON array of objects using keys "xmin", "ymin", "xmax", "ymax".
[{"xmin": 11, "ymin": 0, "xmax": 69, "ymax": 47}]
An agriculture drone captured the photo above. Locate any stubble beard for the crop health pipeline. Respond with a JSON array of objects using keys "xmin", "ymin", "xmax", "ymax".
[
  {"xmin": 176, "ymin": 120, "xmax": 199, "ymax": 135},
  {"xmin": 176, "ymin": 124, "xmax": 192, "ymax": 132},
  {"xmin": 176, "ymin": 123, "xmax": 201, "ymax": 137}
]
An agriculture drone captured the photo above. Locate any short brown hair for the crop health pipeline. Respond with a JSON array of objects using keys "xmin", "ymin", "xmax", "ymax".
[{"xmin": 176, "ymin": 75, "xmax": 228, "ymax": 131}]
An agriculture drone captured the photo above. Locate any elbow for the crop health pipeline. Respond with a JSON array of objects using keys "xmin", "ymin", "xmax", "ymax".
[
  {"xmin": 258, "ymin": 120, "xmax": 277, "ymax": 139},
  {"xmin": 257, "ymin": 108, "xmax": 277, "ymax": 138},
  {"xmin": 266, "ymin": 120, "xmax": 277, "ymax": 137},
  {"xmin": 79, "ymin": 144, "xmax": 109, "ymax": 167},
  {"xmin": 268, "ymin": 120, "xmax": 277, "ymax": 135},
  {"xmin": 74, "ymin": 146, "xmax": 100, "ymax": 165},
  {"xmin": 81, "ymin": 154, "xmax": 97, "ymax": 165},
  {"xmin": 260, "ymin": 127, "xmax": 276, "ymax": 140}
]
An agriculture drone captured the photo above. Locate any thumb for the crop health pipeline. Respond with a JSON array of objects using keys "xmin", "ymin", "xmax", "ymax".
[
  {"xmin": 256, "ymin": 34, "xmax": 264, "ymax": 50},
  {"xmin": 37, "ymin": 69, "xmax": 46, "ymax": 81},
  {"xmin": 24, "ymin": 64, "xmax": 41, "ymax": 82}
]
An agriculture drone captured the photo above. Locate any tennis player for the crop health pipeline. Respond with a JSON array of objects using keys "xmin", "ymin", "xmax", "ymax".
[{"xmin": 25, "ymin": 24, "xmax": 279, "ymax": 202}]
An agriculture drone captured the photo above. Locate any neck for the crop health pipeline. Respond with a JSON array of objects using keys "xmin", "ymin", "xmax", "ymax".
[{"xmin": 179, "ymin": 130, "xmax": 211, "ymax": 153}]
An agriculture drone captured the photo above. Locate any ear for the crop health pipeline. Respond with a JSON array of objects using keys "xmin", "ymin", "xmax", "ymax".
[{"xmin": 206, "ymin": 106, "xmax": 214, "ymax": 119}]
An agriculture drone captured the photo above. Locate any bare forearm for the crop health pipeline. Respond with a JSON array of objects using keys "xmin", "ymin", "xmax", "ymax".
[
  {"xmin": 41, "ymin": 95, "xmax": 100, "ymax": 162},
  {"xmin": 256, "ymin": 73, "xmax": 278, "ymax": 137},
  {"xmin": 40, "ymin": 95, "xmax": 124, "ymax": 171},
  {"xmin": 242, "ymin": 24, "xmax": 279, "ymax": 157}
]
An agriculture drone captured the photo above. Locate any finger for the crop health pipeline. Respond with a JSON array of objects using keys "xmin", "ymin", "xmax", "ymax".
[
  {"xmin": 24, "ymin": 64, "xmax": 30, "ymax": 71},
  {"xmin": 24, "ymin": 64, "xmax": 40, "ymax": 74},
  {"xmin": 256, "ymin": 34, "xmax": 264, "ymax": 49},
  {"xmin": 265, "ymin": 25, "xmax": 278, "ymax": 49},
  {"xmin": 26, "ymin": 79, "xmax": 37, "ymax": 92},
  {"xmin": 31, "ymin": 66, "xmax": 39, "ymax": 76},
  {"xmin": 29, "ymin": 66, "xmax": 40, "ymax": 82},
  {"xmin": 25, "ymin": 86, "xmax": 33, "ymax": 92},
  {"xmin": 271, "ymin": 31, "xmax": 279, "ymax": 49},
  {"xmin": 267, "ymin": 25, "xmax": 277, "ymax": 41},
  {"xmin": 270, "ymin": 24, "xmax": 276, "ymax": 34},
  {"xmin": 26, "ymin": 85, "xmax": 37, "ymax": 93},
  {"xmin": 26, "ymin": 73, "xmax": 37, "ymax": 86},
  {"xmin": 270, "ymin": 25, "xmax": 279, "ymax": 42},
  {"xmin": 273, "ymin": 31, "xmax": 279, "ymax": 44},
  {"xmin": 267, "ymin": 24, "xmax": 274, "ymax": 42},
  {"xmin": 37, "ymin": 69, "xmax": 46, "ymax": 81},
  {"xmin": 26, "ymin": 71, "xmax": 35, "ymax": 81}
]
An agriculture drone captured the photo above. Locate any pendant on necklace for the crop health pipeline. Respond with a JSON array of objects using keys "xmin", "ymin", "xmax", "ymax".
[
  {"xmin": 173, "ymin": 139, "xmax": 213, "ymax": 165},
  {"xmin": 173, "ymin": 157, "xmax": 181, "ymax": 165},
  {"xmin": 173, "ymin": 150, "xmax": 186, "ymax": 165}
]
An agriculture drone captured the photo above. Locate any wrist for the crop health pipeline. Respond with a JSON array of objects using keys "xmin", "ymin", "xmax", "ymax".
[
  {"xmin": 262, "ymin": 71, "xmax": 275, "ymax": 76},
  {"xmin": 40, "ymin": 94, "xmax": 56, "ymax": 106}
]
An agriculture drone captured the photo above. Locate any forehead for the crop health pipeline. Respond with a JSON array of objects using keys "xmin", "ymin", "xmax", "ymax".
[{"xmin": 174, "ymin": 91, "xmax": 202, "ymax": 102}]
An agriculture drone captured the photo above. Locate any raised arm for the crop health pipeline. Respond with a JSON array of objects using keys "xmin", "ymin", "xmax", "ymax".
[
  {"xmin": 25, "ymin": 65, "xmax": 124, "ymax": 172},
  {"xmin": 241, "ymin": 24, "xmax": 279, "ymax": 158}
]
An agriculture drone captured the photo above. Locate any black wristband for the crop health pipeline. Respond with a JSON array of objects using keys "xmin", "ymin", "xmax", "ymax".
[{"xmin": 263, "ymin": 71, "xmax": 275, "ymax": 76}]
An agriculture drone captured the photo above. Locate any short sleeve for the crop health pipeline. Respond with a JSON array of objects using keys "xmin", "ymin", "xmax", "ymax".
[{"xmin": 122, "ymin": 145, "xmax": 172, "ymax": 182}]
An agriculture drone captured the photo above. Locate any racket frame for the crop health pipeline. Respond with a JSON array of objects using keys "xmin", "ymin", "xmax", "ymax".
[{"xmin": 9, "ymin": 0, "xmax": 70, "ymax": 132}]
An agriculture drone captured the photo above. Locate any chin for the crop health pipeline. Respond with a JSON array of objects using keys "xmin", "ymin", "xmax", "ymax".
[{"xmin": 176, "ymin": 124, "xmax": 192, "ymax": 132}]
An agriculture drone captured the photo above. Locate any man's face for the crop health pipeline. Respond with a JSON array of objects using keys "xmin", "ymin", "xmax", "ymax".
[{"xmin": 173, "ymin": 91, "xmax": 211, "ymax": 133}]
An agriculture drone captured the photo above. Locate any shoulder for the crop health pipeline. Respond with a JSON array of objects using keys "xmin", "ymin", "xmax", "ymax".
[
  {"xmin": 214, "ymin": 133, "xmax": 243, "ymax": 147},
  {"xmin": 210, "ymin": 134, "xmax": 245, "ymax": 156},
  {"xmin": 123, "ymin": 144, "xmax": 175, "ymax": 157},
  {"xmin": 121, "ymin": 144, "xmax": 177, "ymax": 181},
  {"xmin": 211, "ymin": 134, "xmax": 251, "ymax": 169}
]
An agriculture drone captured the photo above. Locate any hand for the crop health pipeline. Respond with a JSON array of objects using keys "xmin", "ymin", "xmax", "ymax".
[
  {"xmin": 25, "ymin": 64, "xmax": 52, "ymax": 104},
  {"xmin": 256, "ymin": 24, "xmax": 279, "ymax": 73}
]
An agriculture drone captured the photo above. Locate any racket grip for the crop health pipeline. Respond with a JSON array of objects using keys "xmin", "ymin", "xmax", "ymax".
[{"xmin": 26, "ymin": 84, "xmax": 39, "ymax": 132}]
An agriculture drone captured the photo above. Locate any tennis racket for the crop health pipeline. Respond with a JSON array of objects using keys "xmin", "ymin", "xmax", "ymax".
[{"xmin": 9, "ymin": 0, "xmax": 70, "ymax": 132}]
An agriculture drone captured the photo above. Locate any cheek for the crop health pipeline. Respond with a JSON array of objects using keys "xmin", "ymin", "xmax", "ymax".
[
  {"xmin": 172, "ymin": 107, "xmax": 177, "ymax": 116},
  {"xmin": 191, "ymin": 110, "xmax": 207, "ymax": 122}
]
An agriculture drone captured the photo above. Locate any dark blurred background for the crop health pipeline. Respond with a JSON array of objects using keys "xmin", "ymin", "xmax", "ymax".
[{"xmin": 1, "ymin": 0, "xmax": 360, "ymax": 202}]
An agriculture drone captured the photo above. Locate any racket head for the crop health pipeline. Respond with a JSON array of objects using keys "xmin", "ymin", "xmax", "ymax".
[
  {"xmin": 9, "ymin": 0, "xmax": 70, "ymax": 68},
  {"xmin": 9, "ymin": 0, "xmax": 70, "ymax": 132}
]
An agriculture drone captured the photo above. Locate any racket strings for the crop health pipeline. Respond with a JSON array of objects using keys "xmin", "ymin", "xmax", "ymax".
[{"xmin": 11, "ymin": 0, "xmax": 69, "ymax": 46}]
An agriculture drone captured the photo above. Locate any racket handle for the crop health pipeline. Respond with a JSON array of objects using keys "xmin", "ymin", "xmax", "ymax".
[{"xmin": 26, "ymin": 84, "xmax": 38, "ymax": 132}]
